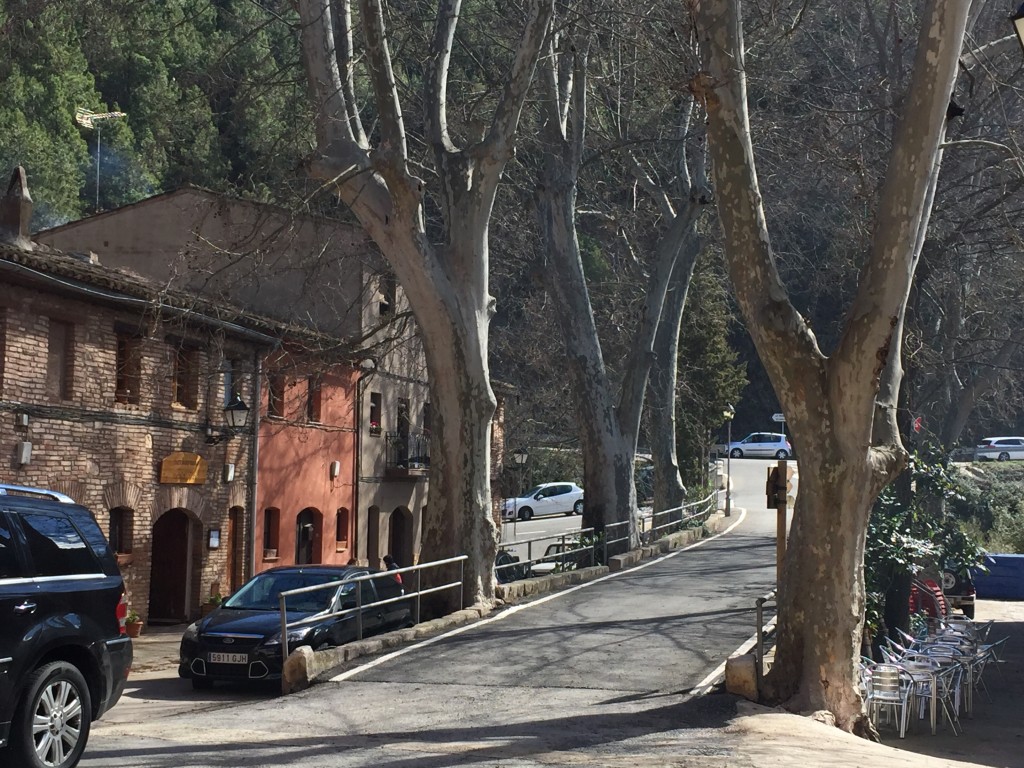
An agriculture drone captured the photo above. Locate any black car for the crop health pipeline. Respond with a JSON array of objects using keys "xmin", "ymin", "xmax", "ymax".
[
  {"xmin": 0, "ymin": 483, "xmax": 132, "ymax": 768},
  {"xmin": 179, "ymin": 565, "xmax": 411, "ymax": 688}
]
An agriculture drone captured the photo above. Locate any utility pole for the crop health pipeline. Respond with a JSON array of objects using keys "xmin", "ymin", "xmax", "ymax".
[{"xmin": 75, "ymin": 108, "xmax": 127, "ymax": 212}]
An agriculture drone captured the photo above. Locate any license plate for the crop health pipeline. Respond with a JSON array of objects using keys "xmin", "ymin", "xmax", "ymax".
[{"xmin": 209, "ymin": 652, "xmax": 248, "ymax": 664}]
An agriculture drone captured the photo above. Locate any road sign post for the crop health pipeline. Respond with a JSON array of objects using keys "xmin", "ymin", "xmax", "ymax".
[{"xmin": 766, "ymin": 460, "xmax": 794, "ymax": 587}]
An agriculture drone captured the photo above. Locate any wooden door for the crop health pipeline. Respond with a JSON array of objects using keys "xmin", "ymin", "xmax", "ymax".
[{"xmin": 149, "ymin": 509, "xmax": 189, "ymax": 622}]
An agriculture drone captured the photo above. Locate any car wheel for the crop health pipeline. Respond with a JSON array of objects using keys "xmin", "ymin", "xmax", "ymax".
[
  {"xmin": 518, "ymin": 507, "xmax": 533, "ymax": 521},
  {"xmin": 573, "ymin": 500, "xmax": 584, "ymax": 515},
  {"xmin": 12, "ymin": 661, "xmax": 92, "ymax": 768},
  {"xmin": 775, "ymin": 449, "xmax": 789, "ymax": 460},
  {"xmin": 191, "ymin": 676, "xmax": 214, "ymax": 690},
  {"xmin": 998, "ymin": 452, "xmax": 1010, "ymax": 461},
  {"xmin": 730, "ymin": 448, "xmax": 743, "ymax": 458}
]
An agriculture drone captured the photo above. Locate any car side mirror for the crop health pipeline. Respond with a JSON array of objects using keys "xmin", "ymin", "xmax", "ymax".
[{"xmin": 534, "ymin": 493, "xmax": 543, "ymax": 500}]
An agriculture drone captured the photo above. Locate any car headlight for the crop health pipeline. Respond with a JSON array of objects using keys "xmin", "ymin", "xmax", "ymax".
[
  {"xmin": 266, "ymin": 625, "xmax": 314, "ymax": 646},
  {"xmin": 182, "ymin": 621, "xmax": 200, "ymax": 642}
]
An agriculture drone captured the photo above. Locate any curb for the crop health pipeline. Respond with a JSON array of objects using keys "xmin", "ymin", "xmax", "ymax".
[{"xmin": 283, "ymin": 510, "xmax": 731, "ymax": 694}]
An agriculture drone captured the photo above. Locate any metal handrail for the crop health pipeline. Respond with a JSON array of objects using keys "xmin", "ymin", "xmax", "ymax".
[
  {"xmin": 754, "ymin": 590, "xmax": 778, "ymax": 688},
  {"xmin": 277, "ymin": 555, "xmax": 468, "ymax": 659},
  {"xmin": 497, "ymin": 491, "xmax": 718, "ymax": 582},
  {"xmin": 495, "ymin": 527, "xmax": 600, "ymax": 579}
]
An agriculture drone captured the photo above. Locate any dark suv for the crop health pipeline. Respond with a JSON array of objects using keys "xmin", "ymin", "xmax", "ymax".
[{"xmin": 0, "ymin": 484, "xmax": 133, "ymax": 768}]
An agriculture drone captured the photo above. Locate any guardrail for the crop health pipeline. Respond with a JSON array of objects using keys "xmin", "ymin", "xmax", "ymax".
[
  {"xmin": 495, "ymin": 528, "xmax": 599, "ymax": 581},
  {"xmin": 497, "ymin": 491, "xmax": 718, "ymax": 583},
  {"xmin": 277, "ymin": 555, "xmax": 468, "ymax": 659},
  {"xmin": 754, "ymin": 590, "xmax": 778, "ymax": 689}
]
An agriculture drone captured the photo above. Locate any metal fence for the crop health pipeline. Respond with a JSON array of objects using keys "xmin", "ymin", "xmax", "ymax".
[
  {"xmin": 495, "ymin": 528, "xmax": 599, "ymax": 581},
  {"xmin": 497, "ymin": 491, "xmax": 718, "ymax": 583},
  {"xmin": 754, "ymin": 590, "xmax": 778, "ymax": 689},
  {"xmin": 277, "ymin": 555, "xmax": 467, "ymax": 659}
]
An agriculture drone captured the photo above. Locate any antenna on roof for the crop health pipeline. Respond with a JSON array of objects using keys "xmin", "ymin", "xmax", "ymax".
[{"xmin": 75, "ymin": 108, "xmax": 127, "ymax": 213}]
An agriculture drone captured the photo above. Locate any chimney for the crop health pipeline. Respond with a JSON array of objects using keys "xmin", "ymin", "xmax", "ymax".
[{"xmin": 0, "ymin": 166, "xmax": 34, "ymax": 250}]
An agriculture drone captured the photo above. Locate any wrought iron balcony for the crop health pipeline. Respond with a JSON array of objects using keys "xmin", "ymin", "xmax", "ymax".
[{"xmin": 384, "ymin": 431, "xmax": 430, "ymax": 478}]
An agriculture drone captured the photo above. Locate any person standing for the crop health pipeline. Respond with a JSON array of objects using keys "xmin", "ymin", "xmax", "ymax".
[{"xmin": 383, "ymin": 554, "xmax": 402, "ymax": 584}]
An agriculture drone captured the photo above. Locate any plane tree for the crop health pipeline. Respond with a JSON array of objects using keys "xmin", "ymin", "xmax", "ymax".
[
  {"xmin": 296, "ymin": 0, "xmax": 553, "ymax": 606},
  {"xmin": 692, "ymin": 0, "xmax": 968, "ymax": 731}
]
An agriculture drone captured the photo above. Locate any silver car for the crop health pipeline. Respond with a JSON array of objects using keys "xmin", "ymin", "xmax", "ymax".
[
  {"xmin": 727, "ymin": 432, "xmax": 792, "ymax": 459},
  {"xmin": 502, "ymin": 482, "xmax": 584, "ymax": 521},
  {"xmin": 974, "ymin": 437, "xmax": 1024, "ymax": 462}
]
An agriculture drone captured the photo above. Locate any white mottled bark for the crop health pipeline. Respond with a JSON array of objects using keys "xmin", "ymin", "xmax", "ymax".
[
  {"xmin": 299, "ymin": 0, "xmax": 553, "ymax": 606},
  {"xmin": 693, "ymin": 0, "xmax": 968, "ymax": 731}
]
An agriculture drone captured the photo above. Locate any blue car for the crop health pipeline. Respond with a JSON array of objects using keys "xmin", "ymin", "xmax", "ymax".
[{"xmin": 179, "ymin": 565, "xmax": 410, "ymax": 688}]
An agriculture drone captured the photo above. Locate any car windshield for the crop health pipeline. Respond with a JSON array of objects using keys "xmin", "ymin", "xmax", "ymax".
[
  {"xmin": 519, "ymin": 486, "xmax": 545, "ymax": 498},
  {"xmin": 224, "ymin": 571, "xmax": 346, "ymax": 612}
]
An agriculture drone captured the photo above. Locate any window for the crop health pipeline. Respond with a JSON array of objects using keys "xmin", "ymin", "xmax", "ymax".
[
  {"xmin": 0, "ymin": 513, "xmax": 18, "ymax": 578},
  {"xmin": 263, "ymin": 507, "xmax": 280, "ymax": 558},
  {"xmin": 379, "ymin": 274, "xmax": 396, "ymax": 316},
  {"xmin": 21, "ymin": 513, "xmax": 100, "ymax": 576},
  {"xmin": 223, "ymin": 359, "xmax": 243, "ymax": 406},
  {"xmin": 306, "ymin": 376, "xmax": 322, "ymax": 422},
  {"xmin": 369, "ymin": 392, "xmax": 382, "ymax": 433},
  {"xmin": 423, "ymin": 402, "xmax": 432, "ymax": 437},
  {"xmin": 335, "ymin": 507, "xmax": 350, "ymax": 545},
  {"xmin": 46, "ymin": 319, "xmax": 73, "ymax": 400},
  {"xmin": 267, "ymin": 374, "xmax": 285, "ymax": 418},
  {"xmin": 108, "ymin": 507, "xmax": 133, "ymax": 554},
  {"xmin": 115, "ymin": 333, "xmax": 142, "ymax": 404},
  {"xmin": 170, "ymin": 345, "xmax": 198, "ymax": 409}
]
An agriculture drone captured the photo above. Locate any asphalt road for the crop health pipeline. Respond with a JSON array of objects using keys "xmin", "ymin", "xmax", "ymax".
[{"xmin": 83, "ymin": 463, "xmax": 791, "ymax": 767}]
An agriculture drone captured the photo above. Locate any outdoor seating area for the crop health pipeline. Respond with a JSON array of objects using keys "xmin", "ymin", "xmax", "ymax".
[{"xmin": 861, "ymin": 613, "xmax": 1007, "ymax": 738}]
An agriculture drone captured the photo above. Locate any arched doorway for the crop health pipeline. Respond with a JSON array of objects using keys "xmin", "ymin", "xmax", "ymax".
[
  {"xmin": 388, "ymin": 507, "xmax": 414, "ymax": 569},
  {"xmin": 295, "ymin": 507, "xmax": 322, "ymax": 565},
  {"xmin": 149, "ymin": 508, "xmax": 194, "ymax": 623}
]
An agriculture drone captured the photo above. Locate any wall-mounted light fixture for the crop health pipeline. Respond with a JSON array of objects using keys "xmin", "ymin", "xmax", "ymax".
[
  {"xmin": 330, "ymin": 460, "xmax": 341, "ymax": 480},
  {"xmin": 205, "ymin": 394, "xmax": 251, "ymax": 445}
]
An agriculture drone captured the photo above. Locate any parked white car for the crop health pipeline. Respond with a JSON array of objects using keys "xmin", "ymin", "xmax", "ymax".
[
  {"xmin": 502, "ymin": 482, "xmax": 584, "ymax": 521},
  {"xmin": 727, "ymin": 432, "xmax": 792, "ymax": 459},
  {"xmin": 974, "ymin": 437, "xmax": 1024, "ymax": 462}
]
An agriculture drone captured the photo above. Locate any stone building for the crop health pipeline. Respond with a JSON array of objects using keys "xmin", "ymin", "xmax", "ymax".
[
  {"xmin": 38, "ymin": 187, "xmax": 431, "ymax": 574},
  {"xmin": 0, "ymin": 169, "xmax": 272, "ymax": 624}
]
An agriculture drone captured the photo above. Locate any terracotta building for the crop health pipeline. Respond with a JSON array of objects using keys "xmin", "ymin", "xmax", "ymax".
[{"xmin": 0, "ymin": 169, "xmax": 272, "ymax": 624}]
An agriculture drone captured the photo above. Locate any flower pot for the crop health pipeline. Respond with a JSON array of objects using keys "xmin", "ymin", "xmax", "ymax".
[{"xmin": 125, "ymin": 621, "xmax": 143, "ymax": 638}]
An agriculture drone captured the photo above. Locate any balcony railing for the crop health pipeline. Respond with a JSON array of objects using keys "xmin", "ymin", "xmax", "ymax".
[{"xmin": 384, "ymin": 431, "xmax": 430, "ymax": 478}]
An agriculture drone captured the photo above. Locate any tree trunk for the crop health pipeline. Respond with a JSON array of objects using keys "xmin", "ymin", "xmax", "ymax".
[
  {"xmin": 692, "ymin": 0, "xmax": 968, "ymax": 730},
  {"xmin": 298, "ymin": 0, "xmax": 553, "ymax": 608},
  {"xmin": 649, "ymin": 241, "xmax": 701, "ymax": 515}
]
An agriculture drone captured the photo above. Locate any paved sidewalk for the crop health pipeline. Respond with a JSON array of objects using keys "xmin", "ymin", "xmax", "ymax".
[{"xmin": 129, "ymin": 622, "xmax": 186, "ymax": 675}]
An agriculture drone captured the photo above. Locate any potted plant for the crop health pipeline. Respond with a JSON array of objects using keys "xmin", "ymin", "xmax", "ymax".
[
  {"xmin": 201, "ymin": 592, "xmax": 223, "ymax": 617},
  {"xmin": 125, "ymin": 609, "xmax": 143, "ymax": 638}
]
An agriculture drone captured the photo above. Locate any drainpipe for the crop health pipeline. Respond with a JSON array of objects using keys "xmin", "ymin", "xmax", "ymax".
[
  {"xmin": 354, "ymin": 358, "xmax": 377, "ymax": 564},
  {"xmin": 247, "ymin": 350, "xmax": 263, "ymax": 580}
]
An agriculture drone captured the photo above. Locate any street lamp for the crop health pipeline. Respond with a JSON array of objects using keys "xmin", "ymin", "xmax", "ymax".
[
  {"xmin": 206, "ymin": 394, "xmax": 251, "ymax": 444},
  {"xmin": 1013, "ymin": 4, "xmax": 1024, "ymax": 53},
  {"xmin": 224, "ymin": 393, "xmax": 251, "ymax": 429},
  {"xmin": 511, "ymin": 448, "xmax": 528, "ymax": 522},
  {"xmin": 723, "ymin": 405, "xmax": 735, "ymax": 517}
]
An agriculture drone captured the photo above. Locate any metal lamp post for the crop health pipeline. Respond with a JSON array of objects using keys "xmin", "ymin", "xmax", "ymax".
[
  {"xmin": 512, "ymin": 448, "xmax": 528, "ymax": 524},
  {"xmin": 723, "ymin": 405, "xmax": 735, "ymax": 517}
]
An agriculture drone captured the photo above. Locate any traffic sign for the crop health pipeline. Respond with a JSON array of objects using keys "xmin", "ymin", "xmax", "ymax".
[{"xmin": 772, "ymin": 413, "xmax": 785, "ymax": 423}]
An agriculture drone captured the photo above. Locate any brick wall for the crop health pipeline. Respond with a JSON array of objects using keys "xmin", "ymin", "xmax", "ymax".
[{"xmin": 0, "ymin": 279, "xmax": 259, "ymax": 624}]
